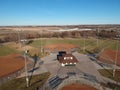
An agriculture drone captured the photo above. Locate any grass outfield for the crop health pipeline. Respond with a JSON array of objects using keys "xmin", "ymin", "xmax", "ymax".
[
  {"xmin": 29, "ymin": 38, "xmax": 120, "ymax": 53},
  {"xmin": 0, "ymin": 38, "xmax": 119, "ymax": 56},
  {"xmin": 0, "ymin": 45, "xmax": 19, "ymax": 56},
  {"xmin": 0, "ymin": 72, "xmax": 50, "ymax": 90}
]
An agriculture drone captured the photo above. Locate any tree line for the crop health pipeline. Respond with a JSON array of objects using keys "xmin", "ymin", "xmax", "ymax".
[{"xmin": 0, "ymin": 30, "xmax": 118, "ymax": 43}]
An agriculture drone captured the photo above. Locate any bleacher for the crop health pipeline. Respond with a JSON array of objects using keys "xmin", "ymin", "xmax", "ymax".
[
  {"xmin": 83, "ymin": 73, "xmax": 98, "ymax": 83},
  {"xmin": 49, "ymin": 76, "xmax": 62, "ymax": 89}
]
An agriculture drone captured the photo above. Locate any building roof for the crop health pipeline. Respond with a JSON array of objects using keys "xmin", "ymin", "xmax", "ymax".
[
  {"xmin": 0, "ymin": 54, "xmax": 31, "ymax": 78},
  {"xmin": 58, "ymin": 54, "xmax": 78, "ymax": 64}
]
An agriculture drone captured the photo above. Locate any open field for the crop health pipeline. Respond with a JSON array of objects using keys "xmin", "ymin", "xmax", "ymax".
[
  {"xmin": 0, "ymin": 25, "xmax": 120, "ymax": 31},
  {"xmin": 0, "ymin": 38, "xmax": 120, "ymax": 90},
  {"xmin": 0, "ymin": 38, "xmax": 119, "ymax": 56},
  {"xmin": 0, "ymin": 72, "xmax": 50, "ymax": 90},
  {"xmin": 0, "ymin": 26, "xmax": 61, "ymax": 31},
  {"xmin": 29, "ymin": 38, "xmax": 120, "ymax": 53}
]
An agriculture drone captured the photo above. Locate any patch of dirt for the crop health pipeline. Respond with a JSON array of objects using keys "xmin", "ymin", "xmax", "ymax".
[
  {"xmin": 99, "ymin": 49, "xmax": 120, "ymax": 65},
  {"xmin": 44, "ymin": 43, "xmax": 78, "ymax": 52},
  {"xmin": 61, "ymin": 83, "xmax": 98, "ymax": 90},
  {"xmin": 0, "ymin": 54, "xmax": 32, "ymax": 78}
]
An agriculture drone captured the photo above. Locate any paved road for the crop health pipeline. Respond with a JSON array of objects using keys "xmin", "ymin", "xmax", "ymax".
[
  {"xmin": 19, "ymin": 53, "xmax": 60, "ymax": 78},
  {"xmin": 19, "ymin": 52, "xmax": 103, "ymax": 82},
  {"xmin": 19, "ymin": 51, "xmax": 120, "ymax": 88},
  {"xmin": 42, "ymin": 53, "xmax": 61, "ymax": 77},
  {"xmin": 73, "ymin": 52, "xmax": 104, "ymax": 82}
]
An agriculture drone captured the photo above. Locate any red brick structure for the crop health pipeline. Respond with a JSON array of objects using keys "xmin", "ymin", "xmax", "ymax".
[{"xmin": 58, "ymin": 54, "xmax": 78, "ymax": 67}]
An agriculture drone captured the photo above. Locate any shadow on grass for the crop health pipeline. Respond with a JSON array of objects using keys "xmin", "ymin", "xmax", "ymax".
[
  {"xmin": 26, "ymin": 40, "xmax": 33, "ymax": 45},
  {"xmin": 29, "ymin": 54, "xmax": 39, "ymax": 86},
  {"xmin": 85, "ymin": 49, "xmax": 94, "ymax": 54}
]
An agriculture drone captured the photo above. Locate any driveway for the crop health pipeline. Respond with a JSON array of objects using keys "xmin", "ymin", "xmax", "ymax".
[{"xmin": 73, "ymin": 52, "xmax": 104, "ymax": 82}]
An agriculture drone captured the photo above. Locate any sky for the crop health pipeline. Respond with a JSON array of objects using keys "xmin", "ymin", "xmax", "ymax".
[{"xmin": 0, "ymin": 0, "xmax": 120, "ymax": 26}]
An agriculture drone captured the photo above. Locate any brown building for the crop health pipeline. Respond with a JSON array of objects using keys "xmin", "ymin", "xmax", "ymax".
[{"xmin": 58, "ymin": 54, "xmax": 78, "ymax": 67}]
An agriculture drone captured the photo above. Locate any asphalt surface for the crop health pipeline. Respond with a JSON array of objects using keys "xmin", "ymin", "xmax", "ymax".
[
  {"xmin": 19, "ymin": 51, "xmax": 120, "ymax": 88},
  {"xmin": 19, "ymin": 52, "xmax": 103, "ymax": 80}
]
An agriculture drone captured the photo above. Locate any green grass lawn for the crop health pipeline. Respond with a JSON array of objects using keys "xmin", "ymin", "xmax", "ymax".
[
  {"xmin": 98, "ymin": 69, "xmax": 120, "ymax": 82},
  {"xmin": 0, "ymin": 45, "xmax": 19, "ymax": 56},
  {"xmin": 1, "ymin": 38, "xmax": 119, "ymax": 56},
  {"xmin": 0, "ymin": 72, "xmax": 50, "ymax": 90},
  {"xmin": 29, "ymin": 38, "xmax": 120, "ymax": 54},
  {"xmin": 30, "ymin": 38, "xmax": 84, "ymax": 48}
]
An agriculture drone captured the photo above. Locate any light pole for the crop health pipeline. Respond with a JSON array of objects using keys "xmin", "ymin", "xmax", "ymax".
[
  {"xmin": 83, "ymin": 31, "xmax": 86, "ymax": 52},
  {"xmin": 97, "ymin": 27, "xmax": 99, "ymax": 47},
  {"xmin": 17, "ymin": 29, "xmax": 22, "ymax": 47},
  {"xmin": 20, "ymin": 27, "xmax": 29, "ymax": 87},
  {"xmin": 24, "ymin": 50, "xmax": 29, "ymax": 87},
  {"xmin": 40, "ymin": 30, "xmax": 43, "ymax": 55},
  {"xmin": 113, "ymin": 32, "xmax": 119, "ymax": 77}
]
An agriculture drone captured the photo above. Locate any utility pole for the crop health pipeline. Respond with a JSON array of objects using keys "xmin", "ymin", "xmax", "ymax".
[
  {"xmin": 83, "ymin": 31, "xmax": 86, "ymax": 52},
  {"xmin": 97, "ymin": 27, "xmax": 99, "ymax": 47},
  {"xmin": 22, "ymin": 27, "xmax": 29, "ymax": 87},
  {"xmin": 40, "ymin": 30, "xmax": 42, "ymax": 55},
  {"xmin": 113, "ymin": 31, "xmax": 119, "ymax": 77},
  {"xmin": 17, "ymin": 29, "xmax": 22, "ymax": 47},
  {"xmin": 24, "ymin": 50, "xmax": 29, "ymax": 87}
]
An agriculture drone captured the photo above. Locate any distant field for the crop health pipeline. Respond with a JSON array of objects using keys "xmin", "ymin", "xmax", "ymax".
[
  {"xmin": 29, "ymin": 38, "xmax": 120, "ymax": 53},
  {"xmin": 0, "ymin": 38, "xmax": 119, "ymax": 56},
  {"xmin": 30, "ymin": 38, "xmax": 85, "ymax": 47}
]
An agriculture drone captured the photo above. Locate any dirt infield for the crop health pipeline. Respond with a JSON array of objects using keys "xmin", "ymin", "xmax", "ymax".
[
  {"xmin": 60, "ymin": 83, "xmax": 98, "ymax": 90},
  {"xmin": 99, "ymin": 49, "xmax": 120, "ymax": 65},
  {"xmin": 0, "ymin": 54, "xmax": 31, "ymax": 78},
  {"xmin": 44, "ymin": 44, "xmax": 78, "ymax": 52}
]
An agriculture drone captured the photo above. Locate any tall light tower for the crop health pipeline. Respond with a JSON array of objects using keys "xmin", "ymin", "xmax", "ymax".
[
  {"xmin": 40, "ymin": 30, "xmax": 42, "ymax": 54},
  {"xmin": 17, "ymin": 29, "xmax": 22, "ymax": 47},
  {"xmin": 83, "ymin": 30, "xmax": 86, "ymax": 52},
  {"xmin": 97, "ymin": 27, "xmax": 99, "ymax": 47},
  {"xmin": 113, "ymin": 31, "xmax": 119, "ymax": 77},
  {"xmin": 24, "ymin": 50, "xmax": 29, "ymax": 87},
  {"xmin": 21, "ymin": 27, "xmax": 29, "ymax": 87}
]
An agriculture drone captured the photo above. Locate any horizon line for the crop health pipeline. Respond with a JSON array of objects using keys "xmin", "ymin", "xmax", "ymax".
[{"xmin": 0, "ymin": 24, "xmax": 120, "ymax": 27}]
